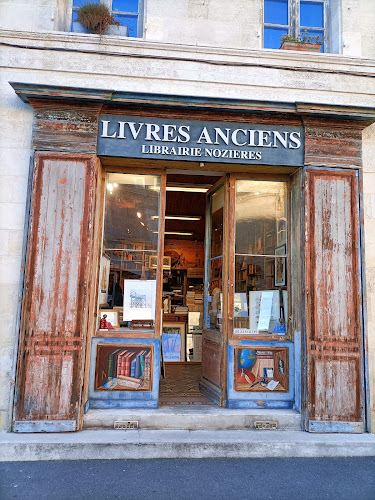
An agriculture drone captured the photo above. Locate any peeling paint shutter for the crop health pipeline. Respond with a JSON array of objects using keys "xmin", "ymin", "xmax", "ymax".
[
  {"xmin": 13, "ymin": 154, "xmax": 97, "ymax": 432},
  {"xmin": 305, "ymin": 169, "xmax": 364, "ymax": 433}
]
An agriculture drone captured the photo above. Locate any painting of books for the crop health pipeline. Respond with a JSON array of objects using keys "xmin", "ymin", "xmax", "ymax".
[
  {"xmin": 95, "ymin": 344, "xmax": 153, "ymax": 391},
  {"xmin": 234, "ymin": 346, "xmax": 288, "ymax": 392}
]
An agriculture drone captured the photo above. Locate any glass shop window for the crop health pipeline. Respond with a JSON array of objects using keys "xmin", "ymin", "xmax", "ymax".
[
  {"xmin": 264, "ymin": 0, "xmax": 326, "ymax": 52},
  {"xmin": 205, "ymin": 185, "xmax": 224, "ymax": 332},
  {"xmin": 98, "ymin": 173, "xmax": 161, "ymax": 332},
  {"xmin": 234, "ymin": 180, "xmax": 288, "ymax": 336}
]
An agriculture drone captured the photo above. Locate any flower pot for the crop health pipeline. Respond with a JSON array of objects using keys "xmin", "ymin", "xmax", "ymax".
[
  {"xmin": 280, "ymin": 42, "xmax": 322, "ymax": 52},
  {"xmin": 72, "ymin": 21, "xmax": 128, "ymax": 37}
]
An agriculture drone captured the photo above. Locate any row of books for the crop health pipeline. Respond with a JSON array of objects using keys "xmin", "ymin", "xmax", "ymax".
[{"xmin": 107, "ymin": 348, "xmax": 151, "ymax": 380}]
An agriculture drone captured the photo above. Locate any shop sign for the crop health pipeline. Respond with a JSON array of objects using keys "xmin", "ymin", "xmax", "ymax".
[{"xmin": 97, "ymin": 116, "xmax": 304, "ymax": 166}]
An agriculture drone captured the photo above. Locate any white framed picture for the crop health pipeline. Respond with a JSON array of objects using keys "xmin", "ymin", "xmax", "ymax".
[{"xmin": 123, "ymin": 279, "xmax": 156, "ymax": 321}]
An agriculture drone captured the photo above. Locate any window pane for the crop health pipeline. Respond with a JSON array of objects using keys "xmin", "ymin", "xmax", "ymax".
[
  {"xmin": 300, "ymin": 1, "xmax": 324, "ymax": 28},
  {"xmin": 208, "ymin": 258, "xmax": 223, "ymax": 331},
  {"xmin": 113, "ymin": 0, "xmax": 139, "ymax": 13},
  {"xmin": 234, "ymin": 256, "xmax": 288, "ymax": 334},
  {"xmin": 73, "ymin": 0, "xmax": 99, "ymax": 5},
  {"xmin": 264, "ymin": 0, "xmax": 288, "ymax": 25},
  {"xmin": 100, "ymin": 173, "xmax": 160, "ymax": 328},
  {"xmin": 264, "ymin": 26, "xmax": 288, "ymax": 49},
  {"xmin": 235, "ymin": 180, "xmax": 287, "ymax": 255},
  {"xmin": 210, "ymin": 185, "xmax": 224, "ymax": 259},
  {"xmin": 299, "ymin": 29, "xmax": 324, "ymax": 51},
  {"xmin": 114, "ymin": 13, "xmax": 138, "ymax": 36}
]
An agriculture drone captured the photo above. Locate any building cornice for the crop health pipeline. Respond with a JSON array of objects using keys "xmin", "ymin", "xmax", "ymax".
[
  {"xmin": 9, "ymin": 82, "xmax": 375, "ymax": 123},
  {"xmin": 1, "ymin": 29, "xmax": 375, "ymax": 79}
]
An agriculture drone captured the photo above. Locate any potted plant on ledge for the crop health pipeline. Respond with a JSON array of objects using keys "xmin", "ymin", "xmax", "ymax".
[
  {"xmin": 73, "ymin": 2, "xmax": 128, "ymax": 36},
  {"xmin": 280, "ymin": 30, "xmax": 324, "ymax": 52}
]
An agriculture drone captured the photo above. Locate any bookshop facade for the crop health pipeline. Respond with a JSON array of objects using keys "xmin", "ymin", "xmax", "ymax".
[{"xmin": 11, "ymin": 83, "xmax": 371, "ymax": 434}]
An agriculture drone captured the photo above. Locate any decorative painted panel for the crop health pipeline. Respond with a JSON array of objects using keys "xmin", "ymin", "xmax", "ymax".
[
  {"xmin": 234, "ymin": 346, "xmax": 289, "ymax": 393},
  {"xmin": 88, "ymin": 338, "xmax": 160, "ymax": 409},
  {"xmin": 227, "ymin": 341, "xmax": 294, "ymax": 409},
  {"xmin": 95, "ymin": 344, "xmax": 153, "ymax": 391}
]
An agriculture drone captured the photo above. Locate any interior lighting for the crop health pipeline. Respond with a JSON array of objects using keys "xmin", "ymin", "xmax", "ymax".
[
  {"xmin": 166, "ymin": 185, "xmax": 209, "ymax": 193},
  {"xmin": 136, "ymin": 212, "xmax": 142, "ymax": 218},
  {"xmin": 153, "ymin": 231, "xmax": 193, "ymax": 236},
  {"xmin": 140, "ymin": 222, "xmax": 145, "ymax": 226},
  {"xmin": 151, "ymin": 215, "xmax": 202, "ymax": 221}
]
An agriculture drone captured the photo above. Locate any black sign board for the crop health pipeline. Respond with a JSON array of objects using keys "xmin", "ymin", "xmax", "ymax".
[{"xmin": 97, "ymin": 116, "xmax": 304, "ymax": 166}]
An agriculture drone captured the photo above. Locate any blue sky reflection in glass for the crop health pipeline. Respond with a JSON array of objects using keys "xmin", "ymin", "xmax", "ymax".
[
  {"xmin": 114, "ymin": 14, "xmax": 138, "ymax": 37},
  {"xmin": 264, "ymin": 0, "xmax": 288, "ymax": 25},
  {"xmin": 112, "ymin": 0, "xmax": 139, "ymax": 13},
  {"xmin": 300, "ymin": 1, "xmax": 324, "ymax": 27},
  {"xmin": 264, "ymin": 27, "xmax": 288, "ymax": 48},
  {"xmin": 73, "ymin": 0, "xmax": 99, "ymax": 6}
]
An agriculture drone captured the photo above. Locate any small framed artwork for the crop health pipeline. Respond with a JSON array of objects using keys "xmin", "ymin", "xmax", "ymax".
[
  {"xmin": 275, "ymin": 245, "xmax": 286, "ymax": 287},
  {"xmin": 149, "ymin": 255, "xmax": 172, "ymax": 270},
  {"xmin": 99, "ymin": 309, "xmax": 120, "ymax": 329},
  {"xmin": 162, "ymin": 322, "xmax": 186, "ymax": 362}
]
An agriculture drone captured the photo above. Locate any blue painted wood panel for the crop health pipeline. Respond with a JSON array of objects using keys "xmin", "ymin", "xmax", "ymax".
[
  {"xmin": 88, "ymin": 338, "xmax": 160, "ymax": 409},
  {"xmin": 227, "ymin": 340, "xmax": 295, "ymax": 410}
]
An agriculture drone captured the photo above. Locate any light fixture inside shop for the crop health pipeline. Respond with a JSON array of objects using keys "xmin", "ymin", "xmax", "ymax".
[
  {"xmin": 166, "ymin": 185, "xmax": 209, "ymax": 193},
  {"xmin": 151, "ymin": 215, "xmax": 202, "ymax": 221},
  {"xmin": 153, "ymin": 231, "xmax": 193, "ymax": 236},
  {"xmin": 136, "ymin": 212, "xmax": 142, "ymax": 218}
]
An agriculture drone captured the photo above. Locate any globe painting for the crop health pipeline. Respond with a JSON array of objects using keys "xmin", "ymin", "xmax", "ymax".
[{"xmin": 238, "ymin": 349, "xmax": 257, "ymax": 370}]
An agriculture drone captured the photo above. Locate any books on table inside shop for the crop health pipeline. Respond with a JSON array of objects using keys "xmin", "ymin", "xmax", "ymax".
[{"xmin": 174, "ymin": 306, "xmax": 188, "ymax": 314}]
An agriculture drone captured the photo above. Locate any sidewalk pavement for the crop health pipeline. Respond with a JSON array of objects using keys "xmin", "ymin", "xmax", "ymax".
[{"xmin": 1, "ymin": 429, "xmax": 375, "ymax": 462}]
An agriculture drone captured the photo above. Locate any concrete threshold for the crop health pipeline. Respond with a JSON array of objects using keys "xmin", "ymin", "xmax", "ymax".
[
  {"xmin": 1, "ymin": 429, "xmax": 375, "ymax": 461},
  {"xmin": 83, "ymin": 407, "xmax": 302, "ymax": 431}
]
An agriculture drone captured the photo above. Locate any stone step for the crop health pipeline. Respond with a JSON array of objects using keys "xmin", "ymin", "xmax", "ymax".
[
  {"xmin": 2, "ymin": 429, "xmax": 375, "ymax": 462},
  {"xmin": 83, "ymin": 407, "xmax": 302, "ymax": 431}
]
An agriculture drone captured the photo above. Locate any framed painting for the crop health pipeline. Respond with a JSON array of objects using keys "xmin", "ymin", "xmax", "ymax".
[
  {"xmin": 234, "ymin": 346, "xmax": 289, "ymax": 392},
  {"xmin": 99, "ymin": 309, "xmax": 120, "ymax": 329},
  {"xmin": 123, "ymin": 279, "xmax": 156, "ymax": 321},
  {"xmin": 95, "ymin": 344, "xmax": 153, "ymax": 391}
]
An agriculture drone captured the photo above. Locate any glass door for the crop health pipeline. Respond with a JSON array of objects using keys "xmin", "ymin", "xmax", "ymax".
[
  {"xmin": 227, "ymin": 175, "xmax": 295, "ymax": 409},
  {"xmin": 201, "ymin": 176, "xmax": 229, "ymax": 406}
]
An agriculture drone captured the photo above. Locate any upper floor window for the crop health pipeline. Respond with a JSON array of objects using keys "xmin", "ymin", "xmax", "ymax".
[
  {"xmin": 72, "ymin": 0, "xmax": 143, "ymax": 38},
  {"xmin": 264, "ymin": 0, "xmax": 326, "ymax": 52}
]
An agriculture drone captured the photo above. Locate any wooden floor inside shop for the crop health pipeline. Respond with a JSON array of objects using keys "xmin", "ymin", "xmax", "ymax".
[{"xmin": 159, "ymin": 363, "xmax": 215, "ymax": 406}]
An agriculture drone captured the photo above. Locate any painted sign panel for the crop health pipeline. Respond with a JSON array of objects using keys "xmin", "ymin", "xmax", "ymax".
[
  {"xmin": 95, "ymin": 344, "xmax": 153, "ymax": 391},
  {"xmin": 98, "ymin": 116, "xmax": 304, "ymax": 166},
  {"xmin": 235, "ymin": 346, "xmax": 289, "ymax": 392}
]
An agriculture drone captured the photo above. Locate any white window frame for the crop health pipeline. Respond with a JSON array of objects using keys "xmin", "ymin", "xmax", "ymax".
[
  {"xmin": 263, "ymin": 0, "xmax": 329, "ymax": 52},
  {"xmin": 71, "ymin": 0, "xmax": 144, "ymax": 38}
]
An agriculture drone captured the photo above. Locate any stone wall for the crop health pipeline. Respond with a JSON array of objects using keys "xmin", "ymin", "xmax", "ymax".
[{"xmin": 363, "ymin": 122, "xmax": 375, "ymax": 432}]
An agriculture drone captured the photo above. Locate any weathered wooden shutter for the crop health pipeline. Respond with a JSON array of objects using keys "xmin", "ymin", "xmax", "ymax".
[
  {"xmin": 13, "ymin": 153, "xmax": 98, "ymax": 432},
  {"xmin": 304, "ymin": 169, "xmax": 364, "ymax": 432}
]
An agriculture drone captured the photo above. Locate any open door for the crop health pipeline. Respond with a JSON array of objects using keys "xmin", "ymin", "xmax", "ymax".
[{"xmin": 200, "ymin": 176, "xmax": 229, "ymax": 406}]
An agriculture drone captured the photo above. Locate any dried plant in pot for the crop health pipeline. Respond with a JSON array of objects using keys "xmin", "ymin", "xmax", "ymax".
[
  {"xmin": 280, "ymin": 30, "xmax": 325, "ymax": 52},
  {"xmin": 76, "ymin": 2, "xmax": 120, "ymax": 35}
]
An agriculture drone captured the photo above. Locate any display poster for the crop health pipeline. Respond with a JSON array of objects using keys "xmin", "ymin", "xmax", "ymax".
[
  {"xmin": 123, "ymin": 279, "xmax": 156, "ymax": 321},
  {"xmin": 162, "ymin": 333, "xmax": 182, "ymax": 362}
]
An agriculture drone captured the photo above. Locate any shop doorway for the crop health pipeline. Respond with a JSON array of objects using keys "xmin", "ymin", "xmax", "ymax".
[{"xmin": 159, "ymin": 172, "xmax": 224, "ymax": 406}]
